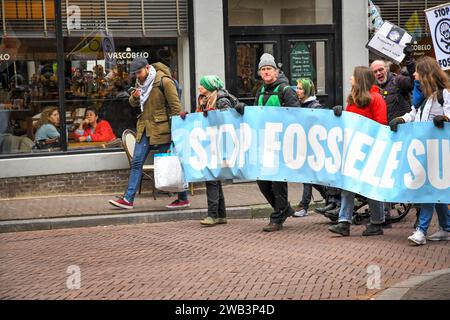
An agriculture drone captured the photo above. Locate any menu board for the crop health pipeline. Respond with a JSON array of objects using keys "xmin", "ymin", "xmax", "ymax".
[{"xmin": 290, "ymin": 42, "xmax": 315, "ymax": 84}]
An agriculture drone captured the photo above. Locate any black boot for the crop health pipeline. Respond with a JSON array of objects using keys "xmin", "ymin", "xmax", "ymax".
[
  {"xmin": 362, "ymin": 223, "xmax": 384, "ymax": 236},
  {"xmin": 328, "ymin": 222, "xmax": 350, "ymax": 236},
  {"xmin": 314, "ymin": 202, "xmax": 336, "ymax": 214},
  {"xmin": 263, "ymin": 222, "xmax": 283, "ymax": 232},
  {"xmin": 324, "ymin": 207, "xmax": 340, "ymax": 221}
]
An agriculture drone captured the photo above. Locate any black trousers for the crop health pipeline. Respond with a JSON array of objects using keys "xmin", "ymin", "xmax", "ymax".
[
  {"xmin": 257, "ymin": 180, "xmax": 293, "ymax": 224},
  {"xmin": 300, "ymin": 183, "xmax": 328, "ymax": 209},
  {"xmin": 206, "ymin": 180, "xmax": 226, "ymax": 218}
]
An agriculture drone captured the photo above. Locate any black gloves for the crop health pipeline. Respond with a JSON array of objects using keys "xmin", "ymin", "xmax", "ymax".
[
  {"xmin": 433, "ymin": 115, "xmax": 449, "ymax": 128},
  {"xmin": 389, "ymin": 117, "xmax": 405, "ymax": 132},
  {"xmin": 333, "ymin": 105, "xmax": 343, "ymax": 117},
  {"xmin": 235, "ymin": 102, "xmax": 245, "ymax": 115},
  {"xmin": 403, "ymin": 43, "xmax": 413, "ymax": 62},
  {"xmin": 179, "ymin": 111, "xmax": 188, "ymax": 120}
]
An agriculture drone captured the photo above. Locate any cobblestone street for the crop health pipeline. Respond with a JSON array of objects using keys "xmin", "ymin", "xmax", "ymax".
[{"xmin": 1, "ymin": 212, "xmax": 448, "ymax": 300}]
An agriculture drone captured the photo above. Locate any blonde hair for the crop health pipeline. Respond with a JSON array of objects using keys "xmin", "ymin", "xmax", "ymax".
[
  {"xmin": 415, "ymin": 56, "xmax": 450, "ymax": 99},
  {"xmin": 36, "ymin": 106, "xmax": 59, "ymax": 129},
  {"xmin": 347, "ymin": 66, "xmax": 376, "ymax": 108}
]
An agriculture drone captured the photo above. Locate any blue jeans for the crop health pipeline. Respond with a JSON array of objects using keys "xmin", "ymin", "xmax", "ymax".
[
  {"xmin": 416, "ymin": 203, "xmax": 449, "ymax": 235},
  {"xmin": 124, "ymin": 134, "xmax": 188, "ymax": 202},
  {"xmin": 338, "ymin": 190, "xmax": 384, "ymax": 224}
]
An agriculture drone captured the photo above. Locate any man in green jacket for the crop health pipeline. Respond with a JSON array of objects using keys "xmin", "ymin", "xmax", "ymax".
[
  {"xmin": 109, "ymin": 57, "xmax": 190, "ymax": 209},
  {"xmin": 254, "ymin": 53, "xmax": 300, "ymax": 232}
]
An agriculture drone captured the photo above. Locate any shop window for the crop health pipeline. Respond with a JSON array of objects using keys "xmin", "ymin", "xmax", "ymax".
[
  {"xmin": 64, "ymin": 35, "xmax": 178, "ymax": 151},
  {"xmin": 0, "ymin": 37, "xmax": 59, "ymax": 154}
]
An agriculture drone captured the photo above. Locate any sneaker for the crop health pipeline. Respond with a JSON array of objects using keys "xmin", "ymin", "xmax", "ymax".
[
  {"xmin": 200, "ymin": 216, "xmax": 218, "ymax": 226},
  {"xmin": 262, "ymin": 222, "xmax": 283, "ymax": 232},
  {"xmin": 328, "ymin": 222, "xmax": 350, "ymax": 236},
  {"xmin": 427, "ymin": 229, "xmax": 450, "ymax": 241},
  {"xmin": 165, "ymin": 199, "xmax": 190, "ymax": 209},
  {"xmin": 109, "ymin": 197, "xmax": 134, "ymax": 209},
  {"xmin": 293, "ymin": 208, "xmax": 308, "ymax": 217},
  {"xmin": 216, "ymin": 218, "xmax": 228, "ymax": 224},
  {"xmin": 362, "ymin": 223, "xmax": 384, "ymax": 236},
  {"xmin": 408, "ymin": 230, "xmax": 426, "ymax": 246}
]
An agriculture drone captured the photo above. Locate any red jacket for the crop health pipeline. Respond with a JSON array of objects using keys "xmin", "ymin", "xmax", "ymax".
[
  {"xmin": 345, "ymin": 85, "xmax": 387, "ymax": 125},
  {"xmin": 74, "ymin": 120, "xmax": 116, "ymax": 142}
]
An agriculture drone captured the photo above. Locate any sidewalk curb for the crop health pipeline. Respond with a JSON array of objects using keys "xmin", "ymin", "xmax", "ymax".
[
  {"xmin": 374, "ymin": 268, "xmax": 450, "ymax": 300},
  {"xmin": 0, "ymin": 205, "xmax": 274, "ymax": 233}
]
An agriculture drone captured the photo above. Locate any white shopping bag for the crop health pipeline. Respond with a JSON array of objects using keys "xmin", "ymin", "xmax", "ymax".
[{"xmin": 154, "ymin": 150, "xmax": 188, "ymax": 193}]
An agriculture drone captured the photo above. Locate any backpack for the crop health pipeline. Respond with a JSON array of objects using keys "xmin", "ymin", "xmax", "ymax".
[
  {"xmin": 159, "ymin": 75, "xmax": 182, "ymax": 100},
  {"xmin": 158, "ymin": 75, "xmax": 182, "ymax": 130}
]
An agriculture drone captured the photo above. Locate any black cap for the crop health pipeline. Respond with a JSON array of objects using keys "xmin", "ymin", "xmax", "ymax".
[{"xmin": 130, "ymin": 57, "xmax": 148, "ymax": 73}]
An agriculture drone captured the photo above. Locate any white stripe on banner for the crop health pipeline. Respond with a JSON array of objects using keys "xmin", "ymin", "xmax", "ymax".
[{"xmin": 172, "ymin": 107, "xmax": 450, "ymax": 204}]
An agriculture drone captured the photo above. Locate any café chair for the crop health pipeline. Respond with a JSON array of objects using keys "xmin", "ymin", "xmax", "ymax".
[{"xmin": 121, "ymin": 129, "xmax": 156, "ymax": 200}]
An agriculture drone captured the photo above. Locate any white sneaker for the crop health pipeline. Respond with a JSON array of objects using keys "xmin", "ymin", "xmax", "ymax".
[
  {"xmin": 293, "ymin": 208, "xmax": 308, "ymax": 217},
  {"xmin": 408, "ymin": 230, "xmax": 426, "ymax": 246},
  {"xmin": 427, "ymin": 229, "xmax": 450, "ymax": 241}
]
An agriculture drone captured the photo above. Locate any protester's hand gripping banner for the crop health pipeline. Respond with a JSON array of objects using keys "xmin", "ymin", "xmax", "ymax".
[
  {"xmin": 172, "ymin": 107, "xmax": 449, "ymax": 204},
  {"xmin": 425, "ymin": 3, "xmax": 450, "ymax": 70}
]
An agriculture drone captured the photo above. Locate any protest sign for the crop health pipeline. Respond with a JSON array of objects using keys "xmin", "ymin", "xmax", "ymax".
[
  {"xmin": 366, "ymin": 21, "xmax": 412, "ymax": 64},
  {"xmin": 425, "ymin": 2, "xmax": 450, "ymax": 70}
]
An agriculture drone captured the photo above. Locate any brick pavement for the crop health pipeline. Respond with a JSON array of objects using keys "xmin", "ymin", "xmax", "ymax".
[
  {"xmin": 0, "ymin": 210, "xmax": 448, "ymax": 300},
  {"xmin": 0, "ymin": 182, "xmax": 306, "ymax": 221}
]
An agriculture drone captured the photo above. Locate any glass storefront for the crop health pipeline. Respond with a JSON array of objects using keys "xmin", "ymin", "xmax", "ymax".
[
  {"xmin": 1, "ymin": 0, "xmax": 184, "ymax": 156},
  {"xmin": 227, "ymin": 0, "xmax": 338, "ymax": 107},
  {"xmin": 1, "ymin": 37, "xmax": 59, "ymax": 154}
]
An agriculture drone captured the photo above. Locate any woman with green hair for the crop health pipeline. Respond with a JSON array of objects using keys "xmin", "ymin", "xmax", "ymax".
[
  {"xmin": 181, "ymin": 75, "xmax": 241, "ymax": 226},
  {"xmin": 293, "ymin": 78, "xmax": 328, "ymax": 217},
  {"xmin": 296, "ymin": 78, "xmax": 322, "ymax": 108}
]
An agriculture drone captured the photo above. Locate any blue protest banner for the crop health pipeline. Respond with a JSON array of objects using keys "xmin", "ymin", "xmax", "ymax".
[{"xmin": 172, "ymin": 107, "xmax": 449, "ymax": 204}]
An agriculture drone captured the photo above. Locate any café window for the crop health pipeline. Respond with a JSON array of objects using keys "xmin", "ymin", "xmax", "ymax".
[
  {"xmin": 228, "ymin": 0, "xmax": 333, "ymax": 26},
  {"xmin": 64, "ymin": 35, "xmax": 178, "ymax": 151},
  {"xmin": 0, "ymin": 32, "xmax": 178, "ymax": 155},
  {"xmin": 1, "ymin": 37, "xmax": 60, "ymax": 154}
]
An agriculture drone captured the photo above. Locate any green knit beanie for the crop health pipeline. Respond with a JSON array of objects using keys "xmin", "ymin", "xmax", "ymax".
[
  {"xmin": 297, "ymin": 78, "xmax": 315, "ymax": 98},
  {"xmin": 200, "ymin": 75, "xmax": 224, "ymax": 92}
]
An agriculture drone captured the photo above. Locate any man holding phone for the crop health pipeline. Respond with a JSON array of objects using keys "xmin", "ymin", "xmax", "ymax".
[{"xmin": 109, "ymin": 57, "xmax": 190, "ymax": 209}]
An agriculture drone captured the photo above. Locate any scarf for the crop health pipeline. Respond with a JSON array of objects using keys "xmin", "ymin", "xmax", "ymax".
[
  {"xmin": 196, "ymin": 91, "xmax": 218, "ymax": 112},
  {"xmin": 136, "ymin": 65, "xmax": 157, "ymax": 112}
]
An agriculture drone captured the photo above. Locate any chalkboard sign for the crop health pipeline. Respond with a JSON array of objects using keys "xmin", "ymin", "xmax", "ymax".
[{"xmin": 290, "ymin": 42, "xmax": 315, "ymax": 84}]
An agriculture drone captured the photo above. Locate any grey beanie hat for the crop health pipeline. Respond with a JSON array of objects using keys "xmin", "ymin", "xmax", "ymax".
[{"xmin": 258, "ymin": 53, "xmax": 277, "ymax": 70}]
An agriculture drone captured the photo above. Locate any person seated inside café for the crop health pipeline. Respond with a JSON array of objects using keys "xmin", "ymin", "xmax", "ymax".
[
  {"xmin": 34, "ymin": 106, "xmax": 60, "ymax": 142},
  {"xmin": 99, "ymin": 79, "xmax": 139, "ymax": 138},
  {"xmin": 73, "ymin": 107, "xmax": 116, "ymax": 142}
]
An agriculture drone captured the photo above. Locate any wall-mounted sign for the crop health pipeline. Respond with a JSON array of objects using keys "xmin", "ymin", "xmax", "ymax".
[{"xmin": 290, "ymin": 42, "xmax": 315, "ymax": 84}]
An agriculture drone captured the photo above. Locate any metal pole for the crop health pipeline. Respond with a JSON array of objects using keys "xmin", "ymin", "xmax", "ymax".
[
  {"xmin": 42, "ymin": 0, "xmax": 48, "ymax": 37},
  {"xmin": 141, "ymin": 0, "xmax": 146, "ymax": 36},
  {"xmin": 55, "ymin": 0, "xmax": 67, "ymax": 151},
  {"xmin": 176, "ymin": 0, "xmax": 181, "ymax": 36},
  {"xmin": 104, "ymin": 0, "xmax": 108, "ymax": 34},
  {"xmin": 66, "ymin": 0, "xmax": 70, "ymax": 35},
  {"xmin": 2, "ymin": 0, "xmax": 6, "ymax": 35}
]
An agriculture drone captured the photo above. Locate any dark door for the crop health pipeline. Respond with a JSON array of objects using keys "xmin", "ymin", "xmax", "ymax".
[{"xmin": 229, "ymin": 34, "xmax": 336, "ymax": 107}]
